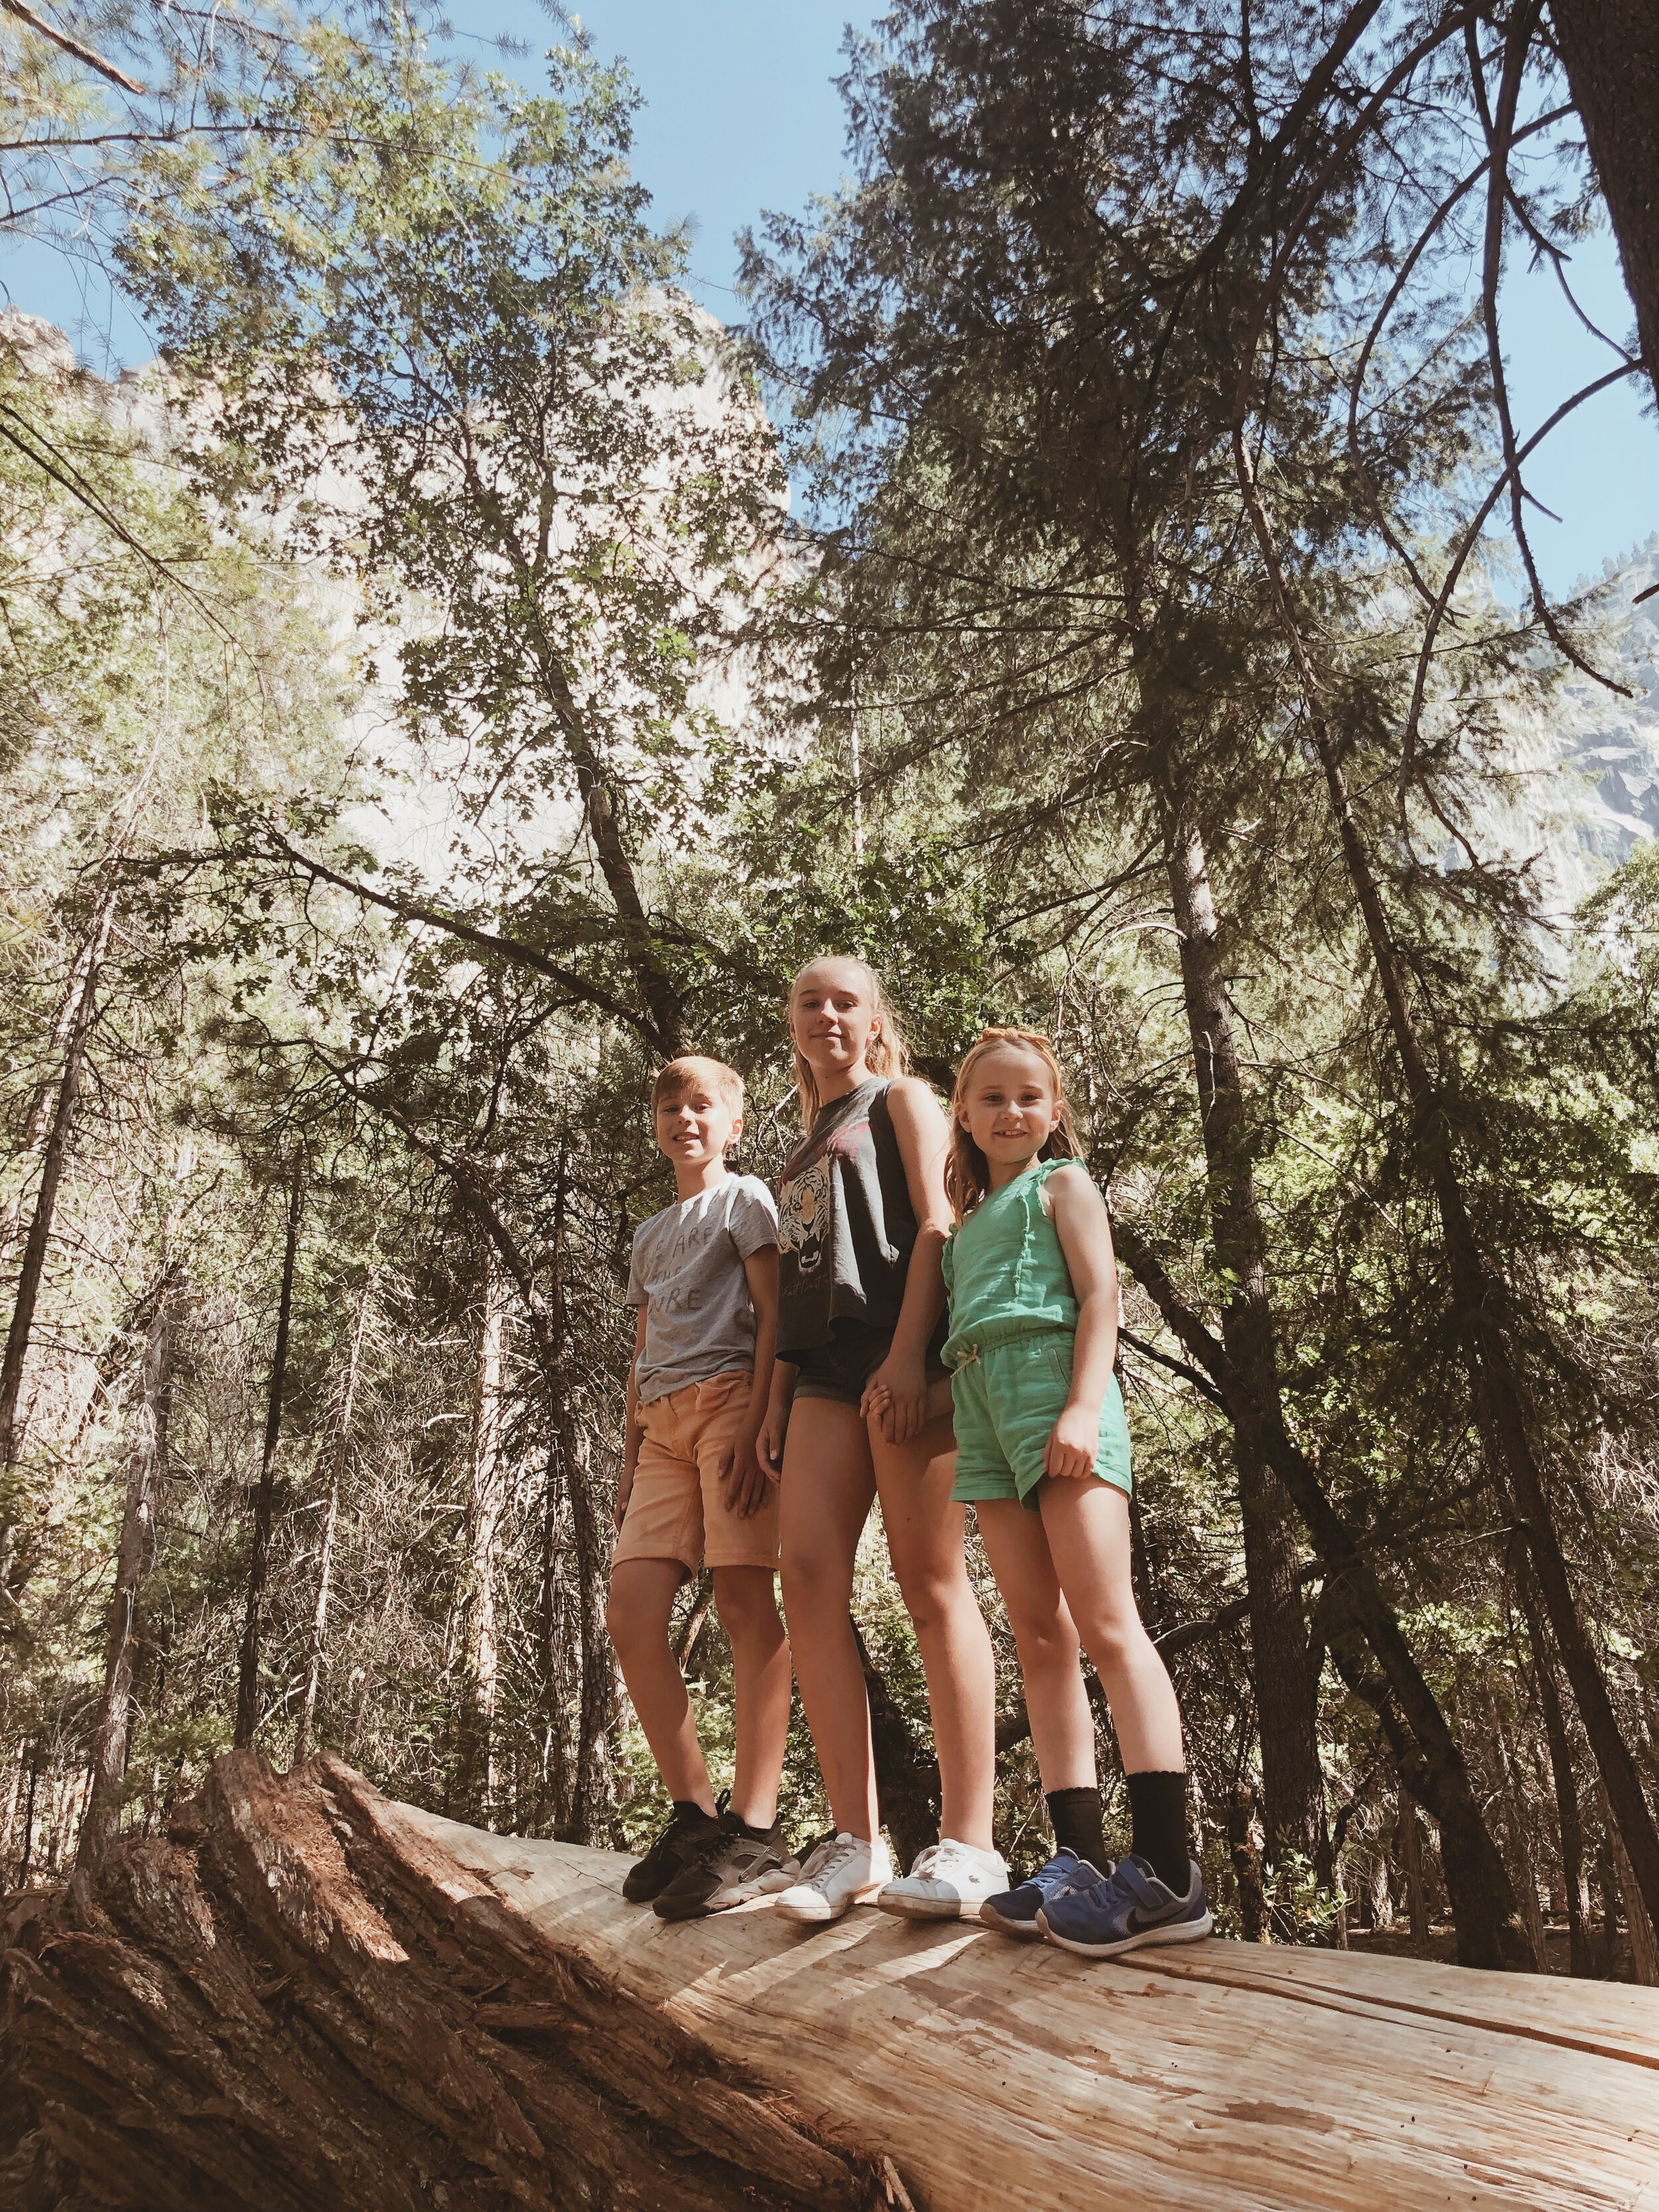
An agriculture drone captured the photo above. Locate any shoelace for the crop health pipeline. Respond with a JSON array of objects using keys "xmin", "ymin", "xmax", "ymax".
[
  {"xmin": 911, "ymin": 1840, "xmax": 989, "ymax": 1881},
  {"xmin": 798, "ymin": 1834, "xmax": 863, "ymax": 1886}
]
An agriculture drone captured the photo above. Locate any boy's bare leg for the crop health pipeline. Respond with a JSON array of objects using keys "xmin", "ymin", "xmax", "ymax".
[
  {"xmin": 975, "ymin": 1499, "xmax": 1096, "ymax": 1791},
  {"xmin": 605, "ymin": 1557, "xmax": 717, "ymax": 1814},
  {"xmin": 711, "ymin": 1564, "xmax": 792, "ymax": 1828}
]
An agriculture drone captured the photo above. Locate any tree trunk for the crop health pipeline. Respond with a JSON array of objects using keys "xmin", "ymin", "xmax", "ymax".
[
  {"xmin": 456, "ymin": 1250, "xmax": 508, "ymax": 1824},
  {"xmin": 853, "ymin": 1621, "xmax": 942, "ymax": 1874},
  {"xmin": 1604, "ymin": 1789, "xmax": 1659, "ymax": 1986},
  {"xmin": 3, "ymin": 1752, "xmax": 912, "ymax": 2212},
  {"xmin": 1161, "ymin": 808, "xmax": 1322, "ymax": 1871},
  {"xmin": 234, "ymin": 1155, "xmax": 305, "ymax": 1751},
  {"xmin": 1228, "ymin": 1783, "xmax": 1269, "ymax": 1941},
  {"xmin": 1547, "ymin": 0, "xmax": 1659, "ymax": 412},
  {"xmin": 559, "ymin": 1411, "xmax": 616, "ymax": 1846},
  {"xmin": 1115, "ymin": 1220, "xmax": 1526, "ymax": 1966},
  {"xmin": 1489, "ymin": 1702, "xmax": 1548, "ymax": 1972},
  {"xmin": 1398, "ymin": 1790, "xmax": 1429, "ymax": 1946},
  {"xmin": 294, "ymin": 1278, "xmax": 372, "ymax": 1767},
  {"xmin": 1232, "ymin": 419, "xmax": 1659, "ymax": 1941},
  {"xmin": 536, "ymin": 1441, "xmax": 572, "ymax": 1836},
  {"xmin": 0, "ymin": 883, "xmax": 116, "ymax": 1491},
  {"xmin": 72, "ymin": 1271, "xmax": 179, "ymax": 1892},
  {"xmin": 1518, "ymin": 1570, "xmax": 1594, "ymax": 1977}
]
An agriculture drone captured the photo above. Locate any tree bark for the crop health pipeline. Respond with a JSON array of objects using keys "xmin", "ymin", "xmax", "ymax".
[
  {"xmin": 1518, "ymin": 1570, "xmax": 1594, "ymax": 1977},
  {"xmin": 294, "ymin": 1278, "xmax": 372, "ymax": 1768},
  {"xmin": 558, "ymin": 1411, "xmax": 616, "ymax": 1846},
  {"xmin": 1603, "ymin": 1788, "xmax": 1659, "ymax": 1986},
  {"xmin": 1231, "ymin": 419, "xmax": 1659, "ymax": 1940},
  {"xmin": 1399, "ymin": 1789, "xmax": 1429, "ymax": 1946},
  {"xmin": 72, "ymin": 1271, "xmax": 179, "ymax": 1892},
  {"xmin": 3, "ymin": 1751, "xmax": 913, "ymax": 2212},
  {"xmin": 234, "ymin": 1155, "xmax": 305, "ymax": 1752},
  {"xmin": 1547, "ymin": 0, "xmax": 1659, "ymax": 413},
  {"xmin": 1115, "ymin": 1218, "xmax": 1527, "ymax": 1966},
  {"xmin": 853, "ymin": 1621, "xmax": 942, "ymax": 1874},
  {"xmin": 456, "ymin": 1249, "xmax": 508, "ymax": 1824},
  {"xmin": 1161, "ymin": 808, "xmax": 1322, "ymax": 1870},
  {"xmin": 0, "ymin": 883, "xmax": 116, "ymax": 1488}
]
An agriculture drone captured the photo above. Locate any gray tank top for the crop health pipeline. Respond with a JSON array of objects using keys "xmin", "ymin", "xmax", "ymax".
[{"xmin": 776, "ymin": 1078, "xmax": 920, "ymax": 1356}]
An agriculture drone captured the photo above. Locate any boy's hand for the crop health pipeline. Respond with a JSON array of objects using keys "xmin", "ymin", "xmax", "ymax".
[
  {"xmin": 1043, "ymin": 1404, "xmax": 1100, "ymax": 1483},
  {"xmin": 863, "ymin": 1347, "xmax": 927, "ymax": 1443},
  {"xmin": 717, "ymin": 1432, "xmax": 772, "ymax": 1518}
]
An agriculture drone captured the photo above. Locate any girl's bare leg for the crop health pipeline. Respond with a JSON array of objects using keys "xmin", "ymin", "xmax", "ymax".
[
  {"xmin": 711, "ymin": 1564, "xmax": 792, "ymax": 1829},
  {"xmin": 873, "ymin": 1406, "xmax": 998, "ymax": 1851},
  {"xmin": 1039, "ymin": 1482, "xmax": 1183, "ymax": 1773},
  {"xmin": 605, "ymin": 1558, "xmax": 716, "ymax": 1814},
  {"xmin": 975, "ymin": 1499, "xmax": 1097, "ymax": 1793},
  {"xmin": 778, "ymin": 1400, "xmax": 880, "ymax": 1840}
]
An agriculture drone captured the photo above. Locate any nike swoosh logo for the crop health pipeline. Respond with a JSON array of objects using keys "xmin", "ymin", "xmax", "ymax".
[{"xmin": 1126, "ymin": 1906, "xmax": 1175, "ymax": 1933}]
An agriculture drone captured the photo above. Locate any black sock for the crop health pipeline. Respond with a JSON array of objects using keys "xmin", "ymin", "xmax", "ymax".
[
  {"xmin": 1126, "ymin": 1770, "xmax": 1190, "ymax": 1892},
  {"xmin": 673, "ymin": 1799, "xmax": 716, "ymax": 1826},
  {"xmin": 1045, "ymin": 1786, "xmax": 1106, "ymax": 1870},
  {"xmin": 737, "ymin": 1814, "xmax": 776, "ymax": 1839}
]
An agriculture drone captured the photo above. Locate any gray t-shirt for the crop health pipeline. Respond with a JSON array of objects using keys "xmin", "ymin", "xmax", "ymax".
[{"xmin": 626, "ymin": 1174, "xmax": 779, "ymax": 1404}]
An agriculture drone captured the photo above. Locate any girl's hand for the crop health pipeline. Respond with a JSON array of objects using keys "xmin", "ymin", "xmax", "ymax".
[
  {"xmin": 1043, "ymin": 1404, "xmax": 1100, "ymax": 1482},
  {"xmin": 863, "ymin": 1347, "xmax": 927, "ymax": 1443},
  {"xmin": 757, "ymin": 1398, "xmax": 790, "ymax": 1481},
  {"xmin": 614, "ymin": 1474, "xmax": 634, "ymax": 1532}
]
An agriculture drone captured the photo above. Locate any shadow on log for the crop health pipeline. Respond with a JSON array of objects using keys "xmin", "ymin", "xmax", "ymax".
[{"xmin": 0, "ymin": 1751, "xmax": 911, "ymax": 2212}]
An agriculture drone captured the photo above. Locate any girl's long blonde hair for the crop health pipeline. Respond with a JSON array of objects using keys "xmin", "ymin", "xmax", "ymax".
[
  {"xmin": 788, "ymin": 956, "xmax": 912, "ymax": 1126},
  {"xmin": 945, "ymin": 1027, "xmax": 1082, "ymax": 1220}
]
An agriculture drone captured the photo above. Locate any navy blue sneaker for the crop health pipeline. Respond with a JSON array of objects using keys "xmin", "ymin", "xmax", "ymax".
[
  {"xmin": 1037, "ymin": 1852, "xmax": 1213, "ymax": 1958},
  {"xmin": 979, "ymin": 1849, "xmax": 1102, "ymax": 1943}
]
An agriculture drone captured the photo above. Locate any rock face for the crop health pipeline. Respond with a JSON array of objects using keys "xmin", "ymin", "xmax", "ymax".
[
  {"xmin": 1558, "ymin": 541, "xmax": 1659, "ymax": 867},
  {"xmin": 5, "ymin": 1752, "xmax": 1658, "ymax": 2212}
]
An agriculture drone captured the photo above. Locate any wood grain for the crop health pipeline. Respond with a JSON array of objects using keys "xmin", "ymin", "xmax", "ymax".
[{"xmin": 397, "ymin": 1802, "xmax": 1659, "ymax": 2212}]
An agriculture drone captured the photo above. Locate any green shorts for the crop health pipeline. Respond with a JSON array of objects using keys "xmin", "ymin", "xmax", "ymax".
[{"xmin": 949, "ymin": 1332, "xmax": 1132, "ymax": 1509}]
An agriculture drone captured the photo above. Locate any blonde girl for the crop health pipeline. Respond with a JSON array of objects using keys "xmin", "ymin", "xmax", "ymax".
[
  {"xmin": 940, "ymin": 1027, "xmax": 1211, "ymax": 1955},
  {"xmin": 758, "ymin": 958, "xmax": 1007, "ymax": 1923}
]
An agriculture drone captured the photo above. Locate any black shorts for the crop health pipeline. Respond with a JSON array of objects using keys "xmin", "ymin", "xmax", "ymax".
[{"xmin": 788, "ymin": 1317, "xmax": 948, "ymax": 1409}]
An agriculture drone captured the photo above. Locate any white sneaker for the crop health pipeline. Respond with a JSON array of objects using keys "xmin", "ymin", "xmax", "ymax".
[
  {"xmin": 877, "ymin": 1838, "xmax": 1011, "ymax": 1921},
  {"xmin": 772, "ymin": 1832, "xmax": 895, "ymax": 1924}
]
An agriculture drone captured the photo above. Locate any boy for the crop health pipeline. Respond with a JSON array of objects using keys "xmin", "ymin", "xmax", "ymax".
[{"xmin": 607, "ymin": 1055, "xmax": 796, "ymax": 1918}]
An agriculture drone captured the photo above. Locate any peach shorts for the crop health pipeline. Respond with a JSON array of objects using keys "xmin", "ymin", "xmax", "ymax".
[{"xmin": 613, "ymin": 1369, "xmax": 780, "ymax": 1576}]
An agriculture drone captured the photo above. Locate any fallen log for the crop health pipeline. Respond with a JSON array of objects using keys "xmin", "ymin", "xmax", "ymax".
[
  {"xmin": 1, "ymin": 1752, "xmax": 910, "ymax": 2212},
  {"xmin": 5, "ymin": 1751, "xmax": 1658, "ymax": 2211}
]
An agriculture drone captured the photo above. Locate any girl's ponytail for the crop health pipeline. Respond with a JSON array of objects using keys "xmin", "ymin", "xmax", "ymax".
[{"xmin": 945, "ymin": 1027, "xmax": 1082, "ymax": 1220}]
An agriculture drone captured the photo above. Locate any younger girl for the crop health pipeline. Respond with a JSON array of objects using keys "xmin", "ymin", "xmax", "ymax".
[{"xmin": 937, "ymin": 1027, "xmax": 1211, "ymax": 1955}]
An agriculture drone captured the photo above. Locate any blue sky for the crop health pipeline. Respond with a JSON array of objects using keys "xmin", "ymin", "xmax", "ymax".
[{"xmin": 5, "ymin": 0, "xmax": 1654, "ymax": 593}]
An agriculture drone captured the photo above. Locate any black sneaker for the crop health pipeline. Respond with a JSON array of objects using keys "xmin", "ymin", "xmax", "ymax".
[
  {"xmin": 652, "ymin": 1811, "xmax": 799, "ymax": 1921},
  {"xmin": 622, "ymin": 1801, "xmax": 723, "ymax": 1904}
]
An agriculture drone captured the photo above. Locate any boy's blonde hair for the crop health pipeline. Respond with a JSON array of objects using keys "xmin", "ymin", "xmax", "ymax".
[
  {"xmin": 788, "ymin": 956, "xmax": 911, "ymax": 1126},
  {"xmin": 652, "ymin": 1055, "xmax": 745, "ymax": 1120},
  {"xmin": 945, "ymin": 1027, "xmax": 1082, "ymax": 1220}
]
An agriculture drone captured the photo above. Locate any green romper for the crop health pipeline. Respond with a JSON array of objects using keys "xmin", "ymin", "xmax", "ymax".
[{"xmin": 944, "ymin": 1158, "xmax": 1132, "ymax": 1509}]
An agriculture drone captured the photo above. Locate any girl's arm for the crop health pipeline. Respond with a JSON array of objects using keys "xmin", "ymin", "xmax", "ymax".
[
  {"xmin": 617, "ymin": 1303, "xmax": 649, "ymax": 1529},
  {"xmin": 1044, "ymin": 1164, "xmax": 1120, "ymax": 1481},
  {"xmin": 718, "ymin": 1246, "xmax": 780, "ymax": 1516},
  {"xmin": 758, "ymin": 1357, "xmax": 797, "ymax": 1478},
  {"xmin": 863, "ymin": 1075, "xmax": 952, "ymax": 1445}
]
